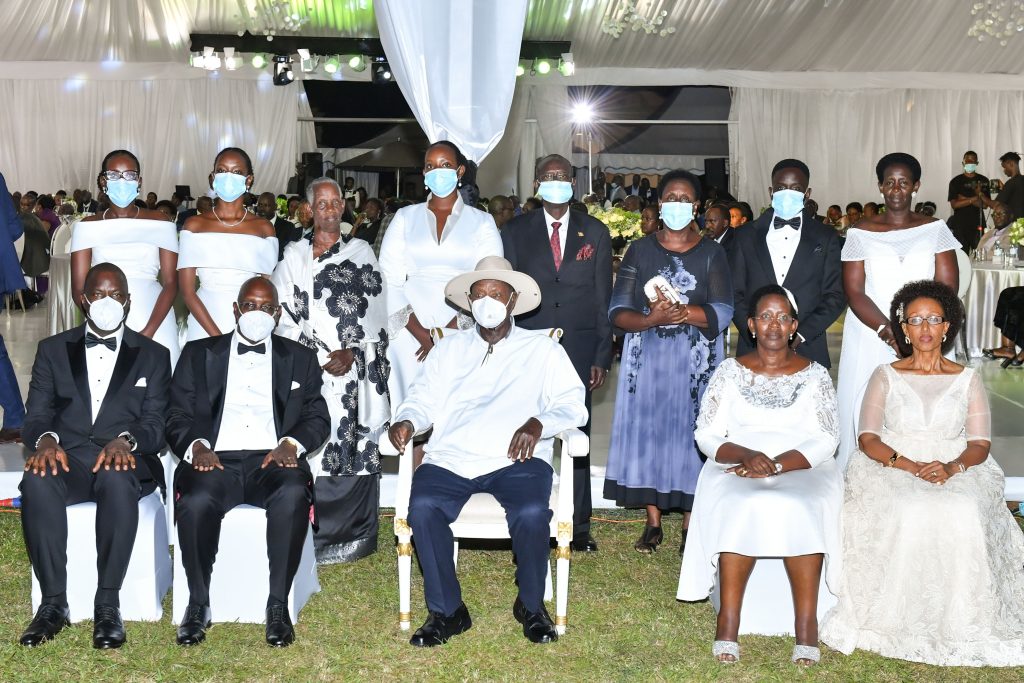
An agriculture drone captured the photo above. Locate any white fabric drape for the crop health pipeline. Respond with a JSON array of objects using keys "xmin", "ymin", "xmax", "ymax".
[
  {"xmin": 0, "ymin": 77, "xmax": 308, "ymax": 196},
  {"xmin": 476, "ymin": 81, "xmax": 528, "ymax": 198},
  {"xmin": 732, "ymin": 88, "xmax": 1024, "ymax": 212},
  {"xmin": 374, "ymin": 0, "xmax": 527, "ymax": 163}
]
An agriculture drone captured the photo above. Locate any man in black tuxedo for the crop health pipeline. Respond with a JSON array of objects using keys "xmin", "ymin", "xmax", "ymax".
[
  {"xmin": 501, "ymin": 154, "xmax": 612, "ymax": 552},
  {"xmin": 19, "ymin": 263, "xmax": 171, "ymax": 649},
  {"xmin": 705, "ymin": 204, "xmax": 734, "ymax": 251},
  {"xmin": 728, "ymin": 159, "xmax": 845, "ymax": 367},
  {"xmin": 168, "ymin": 276, "xmax": 329, "ymax": 648}
]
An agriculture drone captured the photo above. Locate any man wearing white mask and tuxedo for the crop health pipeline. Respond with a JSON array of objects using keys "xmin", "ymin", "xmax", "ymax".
[
  {"xmin": 167, "ymin": 276, "xmax": 329, "ymax": 648},
  {"xmin": 388, "ymin": 257, "xmax": 587, "ymax": 648}
]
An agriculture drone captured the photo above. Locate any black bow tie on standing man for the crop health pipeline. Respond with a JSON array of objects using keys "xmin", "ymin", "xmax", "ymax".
[{"xmin": 773, "ymin": 216, "xmax": 801, "ymax": 230}]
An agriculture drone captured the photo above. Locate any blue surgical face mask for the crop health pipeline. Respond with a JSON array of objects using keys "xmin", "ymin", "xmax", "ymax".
[
  {"xmin": 424, "ymin": 168, "xmax": 459, "ymax": 198},
  {"xmin": 213, "ymin": 172, "xmax": 248, "ymax": 202},
  {"xmin": 964, "ymin": 163, "xmax": 978, "ymax": 174},
  {"xmin": 660, "ymin": 202, "xmax": 694, "ymax": 231},
  {"xmin": 105, "ymin": 179, "xmax": 139, "ymax": 209},
  {"xmin": 536, "ymin": 180, "xmax": 574, "ymax": 205},
  {"xmin": 771, "ymin": 189, "xmax": 805, "ymax": 220}
]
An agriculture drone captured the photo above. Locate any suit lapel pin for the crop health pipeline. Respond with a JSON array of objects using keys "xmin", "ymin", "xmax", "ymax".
[{"xmin": 577, "ymin": 232, "xmax": 584, "ymax": 237}]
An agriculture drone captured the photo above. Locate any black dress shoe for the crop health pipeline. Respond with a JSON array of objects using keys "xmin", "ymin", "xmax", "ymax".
[
  {"xmin": 409, "ymin": 603, "xmax": 472, "ymax": 647},
  {"xmin": 265, "ymin": 602, "xmax": 295, "ymax": 647},
  {"xmin": 570, "ymin": 534, "xmax": 598, "ymax": 552},
  {"xmin": 19, "ymin": 603, "xmax": 70, "ymax": 647},
  {"xmin": 512, "ymin": 597, "xmax": 558, "ymax": 644},
  {"xmin": 92, "ymin": 604, "xmax": 126, "ymax": 649},
  {"xmin": 176, "ymin": 604, "xmax": 212, "ymax": 646}
]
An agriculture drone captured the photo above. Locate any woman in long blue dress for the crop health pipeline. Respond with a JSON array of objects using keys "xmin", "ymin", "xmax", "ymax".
[{"xmin": 604, "ymin": 170, "xmax": 734, "ymax": 553}]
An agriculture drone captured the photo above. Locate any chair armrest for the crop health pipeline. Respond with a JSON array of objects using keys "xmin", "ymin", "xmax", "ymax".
[
  {"xmin": 556, "ymin": 429, "xmax": 590, "ymax": 458},
  {"xmin": 377, "ymin": 426, "xmax": 430, "ymax": 456}
]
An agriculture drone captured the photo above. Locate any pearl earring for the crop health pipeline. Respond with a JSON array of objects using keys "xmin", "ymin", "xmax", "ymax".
[{"xmin": 751, "ymin": 332, "xmax": 756, "ymax": 340}]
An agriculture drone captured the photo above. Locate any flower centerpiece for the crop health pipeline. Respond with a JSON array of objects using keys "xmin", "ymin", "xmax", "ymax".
[
  {"xmin": 1008, "ymin": 218, "xmax": 1024, "ymax": 263},
  {"xmin": 588, "ymin": 205, "xmax": 643, "ymax": 250}
]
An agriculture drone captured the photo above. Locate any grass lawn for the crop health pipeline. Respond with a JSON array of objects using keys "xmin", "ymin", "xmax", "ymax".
[{"xmin": 1, "ymin": 508, "xmax": 1022, "ymax": 682}]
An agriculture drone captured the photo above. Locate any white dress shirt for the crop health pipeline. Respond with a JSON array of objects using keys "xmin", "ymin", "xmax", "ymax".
[
  {"xmin": 394, "ymin": 324, "xmax": 588, "ymax": 480},
  {"xmin": 543, "ymin": 209, "xmax": 569, "ymax": 260},
  {"xmin": 766, "ymin": 213, "xmax": 802, "ymax": 285},
  {"xmin": 210, "ymin": 332, "xmax": 277, "ymax": 452}
]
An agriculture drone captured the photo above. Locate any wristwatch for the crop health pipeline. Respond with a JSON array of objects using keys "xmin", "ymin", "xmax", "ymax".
[{"xmin": 117, "ymin": 431, "xmax": 138, "ymax": 452}]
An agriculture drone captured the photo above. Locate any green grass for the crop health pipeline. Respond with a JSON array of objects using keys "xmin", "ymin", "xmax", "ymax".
[{"xmin": 1, "ymin": 509, "xmax": 1022, "ymax": 682}]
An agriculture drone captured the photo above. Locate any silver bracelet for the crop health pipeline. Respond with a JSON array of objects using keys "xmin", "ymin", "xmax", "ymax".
[{"xmin": 875, "ymin": 323, "xmax": 887, "ymax": 337}]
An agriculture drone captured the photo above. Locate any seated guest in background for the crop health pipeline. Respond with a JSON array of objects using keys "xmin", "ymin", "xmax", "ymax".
[
  {"xmin": 678, "ymin": 285, "xmax": 841, "ymax": 666},
  {"xmin": 608, "ymin": 174, "xmax": 627, "ymax": 204},
  {"xmin": 388, "ymin": 257, "xmax": 587, "ymax": 647},
  {"xmin": 154, "ymin": 200, "xmax": 176, "ymax": 222},
  {"xmin": 78, "ymin": 190, "xmax": 98, "ymax": 214},
  {"xmin": 821, "ymin": 280, "xmax": 1024, "ymax": 666},
  {"xmin": 257, "ymin": 191, "xmax": 301, "ymax": 260},
  {"xmin": 273, "ymin": 178, "xmax": 390, "ymax": 564},
  {"xmin": 34, "ymin": 195, "xmax": 60, "ymax": 236},
  {"xmin": 804, "ymin": 198, "xmax": 823, "ymax": 222},
  {"xmin": 623, "ymin": 195, "xmax": 644, "ymax": 213},
  {"xmin": 825, "ymin": 204, "xmax": 843, "ymax": 228},
  {"xmin": 704, "ymin": 204, "xmax": 733, "ymax": 248},
  {"xmin": 843, "ymin": 201, "xmax": 863, "ymax": 228},
  {"xmin": 145, "ymin": 192, "xmax": 158, "ymax": 210},
  {"xmin": 640, "ymin": 205, "xmax": 662, "ymax": 235},
  {"xmin": 983, "ymin": 282, "xmax": 1024, "ymax": 367},
  {"xmin": 920, "ymin": 200, "xmax": 937, "ymax": 217},
  {"xmin": 295, "ymin": 199, "xmax": 314, "ymax": 235},
  {"xmin": 522, "ymin": 196, "xmax": 542, "ymax": 212},
  {"xmin": 287, "ymin": 196, "xmax": 301, "ymax": 221},
  {"xmin": 18, "ymin": 263, "xmax": 171, "ymax": 649},
  {"xmin": 487, "ymin": 194, "xmax": 514, "ymax": 230},
  {"xmin": 862, "ymin": 201, "xmax": 879, "ymax": 218},
  {"xmin": 168, "ymin": 277, "xmax": 330, "ymax": 647},
  {"xmin": 976, "ymin": 200, "xmax": 1014, "ymax": 258},
  {"xmin": 352, "ymin": 197, "xmax": 384, "ymax": 244}
]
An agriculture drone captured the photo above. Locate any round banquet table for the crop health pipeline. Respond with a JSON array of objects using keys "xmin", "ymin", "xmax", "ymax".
[{"xmin": 964, "ymin": 261, "xmax": 1024, "ymax": 357}]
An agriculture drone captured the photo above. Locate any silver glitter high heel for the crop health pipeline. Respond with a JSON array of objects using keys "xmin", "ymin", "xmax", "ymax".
[
  {"xmin": 791, "ymin": 644, "xmax": 820, "ymax": 665},
  {"xmin": 712, "ymin": 640, "xmax": 740, "ymax": 663}
]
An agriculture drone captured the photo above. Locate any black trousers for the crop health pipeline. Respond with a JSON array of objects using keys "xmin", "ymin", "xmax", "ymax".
[
  {"xmin": 20, "ymin": 454, "xmax": 151, "ymax": 607},
  {"xmin": 174, "ymin": 452, "xmax": 313, "ymax": 607}
]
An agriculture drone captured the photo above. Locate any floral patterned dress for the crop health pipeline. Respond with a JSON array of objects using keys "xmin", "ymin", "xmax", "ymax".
[{"xmin": 604, "ymin": 235, "xmax": 733, "ymax": 510}]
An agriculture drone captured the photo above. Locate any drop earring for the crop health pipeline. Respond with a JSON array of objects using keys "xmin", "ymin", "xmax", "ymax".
[
  {"xmin": 751, "ymin": 332, "xmax": 756, "ymax": 340},
  {"xmin": 905, "ymin": 336, "xmax": 910, "ymax": 344},
  {"xmin": 942, "ymin": 334, "xmax": 947, "ymax": 342}
]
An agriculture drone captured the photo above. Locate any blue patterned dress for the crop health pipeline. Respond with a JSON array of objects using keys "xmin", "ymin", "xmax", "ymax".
[{"xmin": 604, "ymin": 235, "xmax": 733, "ymax": 511}]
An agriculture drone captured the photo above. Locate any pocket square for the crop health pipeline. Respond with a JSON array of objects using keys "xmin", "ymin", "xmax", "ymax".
[
  {"xmin": 134, "ymin": 377, "xmax": 147, "ymax": 387},
  {"xmin": 290, "ymin": 381, "xmax": 301, "ymax": 390},
  {"xmin": 575, "ymin": 243, "xmax": 595, "ymax": 261},
  {"xmin": 812, "ymin": 244, "xmax": 824, "ymax": 254}
]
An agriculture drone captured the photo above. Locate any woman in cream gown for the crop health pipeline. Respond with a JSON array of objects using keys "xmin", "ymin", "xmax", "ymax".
[
  {"xmin": 178, "ymin": 147, "xmax": 278, "ymax": 340},
  {"xmin": 821, "ymin": 280, "xmax": 1024, "ymax": 667},
  {"xmin": 70, "ymin": 149, "xmax": 180, "ymax": 364}
]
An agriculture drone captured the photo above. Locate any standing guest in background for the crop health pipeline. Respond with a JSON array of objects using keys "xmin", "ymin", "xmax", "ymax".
[
  {"xmin": 605, "ymin": 170, "xmax": 733, "ymax": 554},
  {"xmin": 287, "ymin": 196, "xmax": 301, "ymax": 221},
  {"xmin": 258, "ymin": 191, "xmax": 301, "ymax": 261},
  {"xmin": 626, "ymin": 174, "xmax": 643, "ymax": 196},
  {"xmin": 836, "ymin": 153, "xmax": 958, "ymax": 468},
  {"xmin": 295, "ymin": 199, "xmax": 314, "ymax": 235},
  {"xmin": 509, "ymin": 194, "xmax": 522, "ymax": 216},
  {"xmin": 986, "ymin": 151, "xmax": 1024, "ymax": 220},
  {"xmin": 342, "ymin": 177, "xmax": 358, "ymax": 209},
  {"xmin": 947, "ymin": 150, "xmax": 990, "ymax": 252},
  {"xmin": 0, "ymin": 171, "xmax": 26, "ymax": 443},
  {"xmin": 502, "ymin": 153, "xmax": 613, "ymax": 552},
  {"xmin": 729, "ymin": 159, "xmax": 845, "ymax": 369},
  {"xmin": 638, "ymin": 177, "xmax": 657, "ymax": 204},
  {"xmin": 728, "ymin": 202, "xmax": 752, "ymax": 229},
  {"xmin": 18, "ymin": 263, "xmax": 171, "ymax": 649},
  {"xmin": 378, "ymin": 140, "xmax": 502, "ymax": 412},
  {"xmin": 352, "ymin": 197, "xmax": 384, "ymax": 245},
  {"xmin": 640, "ymin": 205, "xmax": 662, "ymax": 235},
  {"xmin": 370, "ymin": 198, "xmax": 401, "ymax": 258},
  {"xmin": 704, "ymin": 204, "xmax": 733, "ymax": 249},
  {"xmin": 273, "ymin": 178, "xmax": 391, "ymax": 564},
  {"xmin": 804, "ymin": 199, "xmax": 823, "ymax": 222},
  {"xmin": 487, "ymin": 194, "xmax": 515, "ymax": 230},
  {"xmin": 863, "ymin": 202, "xmax": 879, "ymax": 218},
  {"xmin": 522, "ymin": 197, "xmax": 542, "ymax": 212},
  {"xmin": 608, "ymin": 174, "xmax": 627, "ymax": 204}
]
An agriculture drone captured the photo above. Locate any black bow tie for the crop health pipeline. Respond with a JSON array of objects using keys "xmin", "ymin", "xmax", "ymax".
[
  {"xmin": 237, "ymin": 343, "xmax": 266, "ymax": 355},
  {"xmin": 773, "ymin": 216, "xmax": 801, "ymax": 230},
  {"xmin": 85, "ymin": 333, "xmax": 116, "ymax": 351}
]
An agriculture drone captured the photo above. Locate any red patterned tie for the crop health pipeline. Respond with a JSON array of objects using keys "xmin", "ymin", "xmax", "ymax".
[{"xmin": 550, "ymin": 221, "xmax": 562, "ymax": 270}]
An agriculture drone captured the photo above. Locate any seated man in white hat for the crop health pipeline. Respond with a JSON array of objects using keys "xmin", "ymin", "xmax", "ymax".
[{"xmin": 388, "ymin": 256, "xmax": 588, "ymax": 647}]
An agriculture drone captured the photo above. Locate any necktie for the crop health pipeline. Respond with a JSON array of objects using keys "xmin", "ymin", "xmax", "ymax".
[
  {"xmin": 550, "ymin": 221, "xmax": 562, "ymax": 270},
  {"xmin": 773, "ymin": 216, "xmax": 801, "ymax": 229},
  {"xmin": 238, "ymin": 343, "xmax": 266, "ymax": 355},
  {"xmin": 85, "ymin": 333, "xmax": 116, "ymax": 351}
]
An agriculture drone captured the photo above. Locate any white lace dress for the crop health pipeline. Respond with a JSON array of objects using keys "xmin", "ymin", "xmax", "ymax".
[
  {"xmin": 677, "ymin": 359, "xmax": 843, "ymax": 601},
  {"xmin": 820, "ymin": 364, "xmax": 1024, "ymax": 667},
  {"xmin": 836, "ymin": 221, "xmax": 960, "ymax": 469}
]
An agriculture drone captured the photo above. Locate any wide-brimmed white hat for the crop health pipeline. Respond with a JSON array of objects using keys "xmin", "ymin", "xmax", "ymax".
[{"xmin": 444, "ymin": 256, "xmax": 541, "ymax": 315}]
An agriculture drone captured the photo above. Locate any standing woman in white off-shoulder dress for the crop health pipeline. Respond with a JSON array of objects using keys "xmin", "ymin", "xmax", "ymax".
[
  {"xmin": 378, "ymin": 141, "xmax": 502, "ymax": 409},
  {"xmin": 177, "ymin": 147, "xmax": 278, "ymax": 340},
  {"xmin": 71, "ymin": 149, "xmax": 181, "ymax": 364},
  {"xmin": 836, "ymin": 153, "xmax": 959, "ymax": 468}
]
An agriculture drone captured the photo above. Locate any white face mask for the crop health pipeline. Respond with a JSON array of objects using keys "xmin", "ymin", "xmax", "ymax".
[
  {"xmin": 237, "ymin": 310, "xmax": 277, "ymax": 342},
  {"xmin": 471, "ymin": 295, "xmax": 512, "ymax": 329},
  {"xmin": 86, "ymin": 296, "xmax": 126, "ymax": 331}
]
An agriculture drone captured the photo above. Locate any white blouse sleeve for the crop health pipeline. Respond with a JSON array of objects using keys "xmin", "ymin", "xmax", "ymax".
[
  {"xmin": 789, "ymin": 364, "xmax": 839, "ymax": 467},
  {"xmin": 271, "ymin": 250, "xmax": 302, "ymax": 343},
  {"xmin": 965, "ymin": 369, "xmax": 992, "ymax": 443},
  {"xmin": 378, "ymin": 208, "xmax": 410, "ymax": 316},
  {"xmin": 856, "ymin": 365, "xmax": 890, "ymax": 439},
  {"xmin": 475, "ymin": 212, "xmax": 504, "ymax": 260},
  {"xmin": 932, "ymin": 220, "xmax": 961, "ymax": 253},
  {"xmin": 840, "ymin": 229, "xmax": 866, "ymax": 262},
  {"xmin": 694, "ymin": 360, "xmax": 733, "ymax": 462}
]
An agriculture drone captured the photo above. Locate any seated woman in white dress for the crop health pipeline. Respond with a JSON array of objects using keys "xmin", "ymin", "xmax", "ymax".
[
  {"xmin": 821, "ymin": 280, "xmax": 1024, "ymax": 667},
  {"xmin": 70, "ymin": 149, "xmax": 180, "ymax": 364},
  {"xmin": 177, "ymin": 147, "xmax": 278, "ymax": 340},
  {"xmin": 677, "ymin": 285, "xmax": 842, "ymax": 667}
]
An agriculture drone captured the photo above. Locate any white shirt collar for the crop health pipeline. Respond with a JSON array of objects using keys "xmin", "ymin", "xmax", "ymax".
[
  {"xmin": 231, "ymin": 329, "xmax": 271, "ymax": 353},
  {"xmin": 543, "ymin": 208, "xmax": 570, "ymax": 230}
]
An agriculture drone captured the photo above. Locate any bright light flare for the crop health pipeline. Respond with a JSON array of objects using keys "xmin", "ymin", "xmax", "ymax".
[{"xmin": 571, "ymin": 102, "xmax": 595, "ymax": 124}]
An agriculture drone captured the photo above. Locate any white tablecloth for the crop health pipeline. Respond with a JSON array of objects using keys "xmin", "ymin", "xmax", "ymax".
[
  {"xmin": 964, "ymin": 262, "xmax": 1024, "ymax": 356},
  {"xmin": 46, "ymin": 253, "xmax": 80, "ymax": 336}
]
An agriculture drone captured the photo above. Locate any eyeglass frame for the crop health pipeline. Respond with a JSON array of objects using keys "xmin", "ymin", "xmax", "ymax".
[
  {"xmin": 100, "ymin": 170, "xmax": 141, "ymax": 182},
  {"xmin": 903, "ymin": 315, "xmax": 946, "ymax": 326}
]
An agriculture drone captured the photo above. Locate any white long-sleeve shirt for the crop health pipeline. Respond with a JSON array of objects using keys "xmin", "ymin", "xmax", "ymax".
[{"xmin": 394, "ymin": 324, "xmax": 588, "ymax": 479}]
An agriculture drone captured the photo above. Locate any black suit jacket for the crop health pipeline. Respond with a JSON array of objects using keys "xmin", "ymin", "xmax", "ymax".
[
  {"xmin": 728, "ymin": 210, "xmax": 845, "ymax": 367},
  {"xmin": 274, "ymin": 217, "xmax": 302, "ymax": 260},
  {"xmin": 166, "ymin": 333, "xmax": 330, "ymax": 458},
  {"xmin": 502, "ymin": 208, "xmax": 613, "ymax": 382},
  {"xmin": 714, "ymin": 229, "xmax": 735, "ymax": 251},
  {"xmin": 22, "ymin": 325, "xmax": 172, "ymax": 488}
]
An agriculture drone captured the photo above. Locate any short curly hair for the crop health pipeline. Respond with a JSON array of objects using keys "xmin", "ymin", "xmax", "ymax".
[{"xmin": 888, "ymin": 280, "xmax": 963, "ymax": 356}]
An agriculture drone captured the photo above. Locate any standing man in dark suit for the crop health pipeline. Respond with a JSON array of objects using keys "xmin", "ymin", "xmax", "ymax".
[
  {"xmin": 729, "ymin": 159, "xmax": 845, "ymax": 367},
  {"xmin": 167, "ymin": 276, "xmax": 329, "ymax": 648},
  {"xmin": 501, "ymin": 154, "xmax": 612, "ymax": 552},
  {"xmin": 18, "ymin": 263, "xmax": 171, "ymax": 649},
  {"xmin": 704, "ymin": 203, "xmax": 734, "ymax": 251},
  {"xmin": 257, "ymin": 192, "xmax": 301, "ymax": 260}
]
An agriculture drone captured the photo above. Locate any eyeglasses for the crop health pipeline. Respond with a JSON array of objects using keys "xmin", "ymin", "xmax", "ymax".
[
  {"xmin": 904, "ymin": 315, "xmax": 945, "ymax": 326},
  {"xmin": 538, "ymin": 172, "xmax": 572, "ymax": 182},
  {"xmin": 755, "ymin": 312, "xmax": 794, "ymax": 324},
  {"xmin": 237, "ymin": 301, "xmax": 278, "ymax": 315},
  {"xmin": 101, "ymin": 170, "xmax": 140, "ymax": 182}
]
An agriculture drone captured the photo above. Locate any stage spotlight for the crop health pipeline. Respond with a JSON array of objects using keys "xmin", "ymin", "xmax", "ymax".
[
  {"xmin": 272, "ymin": 54, "xmax": 294, "ymax": 86},
  {"xmin": 251, "ymin": 53, "xmax": 268, "ymax": 69},
  {"xmin": 201, "ymin": 46, "xmax": 220, "ymax": 70},
  {"xmin": 571, "ymin": 102, "xmax": 594, "ymax": 124},
  {"xmin": 534, "ymin": 59, "xmax": 552, "ymax": 75},
  {"xmin": 324, "ymin": 55, "xmax": 341, "ymax": 74},
  {"xmin": 371, "ymin": 61, "xmax": 393, "ymax": 84},
  {"xmin": 348, "ymin": 55, "xmax": 367, "ymax": 72},
  {"xmin": 297, "ymin": 48, "xmax": 319, "ymax": 73},
  {"xmin": 223, "ymin": 47, "xmax": 240, "ymax": 70},
  {"xmin": 515, "ymin": 62, "xmax": 526, "ymax": 77},
  {"xmin": 190, "ymin": 51, "xmax": 204, "ymax": 68},
  {"xmin": 558, "ymin": 52, "xmax": 575, "ymax": 76}
]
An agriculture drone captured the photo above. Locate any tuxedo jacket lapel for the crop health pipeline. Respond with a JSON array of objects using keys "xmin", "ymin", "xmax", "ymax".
[
  {"xmin": 66, "ymin": 328, "xmax": 91, "ymax": 415},
  {"xmin": 271, "ymin": 338, "xmax": 292, "ymax": 436},
  {"xmin": 94, "ymin": 334, "xmax": 140, "ymax": 426},
  {"xmin": 528, "ymin": 211, "xmax": 558, "ymax": 273},
  {"xmin": 783, "ymin": 229, "xmax": 818, "ymax": 290},
  {"xmin": 753, "ymin": 220, "xmax": 776, "ymax": 282},
  {"xmin": 561, "ymin": 214, "xmax": 584, "ymax": 269},
  {"xmin": 205, "ymin": 337, "xmax": 231, "ymax": 438}
]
